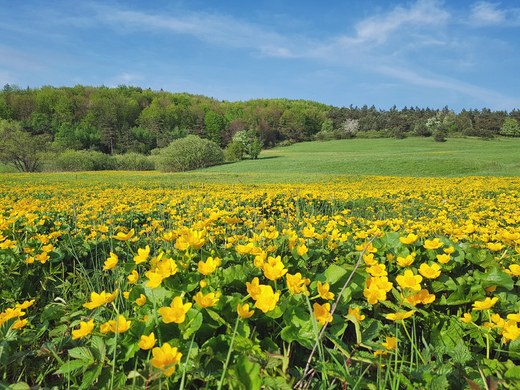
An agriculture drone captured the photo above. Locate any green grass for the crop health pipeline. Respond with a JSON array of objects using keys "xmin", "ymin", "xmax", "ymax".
[
  {"xmin": 1, "ymin": 137, "xmax": 519, "ymax": 185},
  {"xmin": 205, "ymin": 137, "xmax": 520, "ymax": 180}
]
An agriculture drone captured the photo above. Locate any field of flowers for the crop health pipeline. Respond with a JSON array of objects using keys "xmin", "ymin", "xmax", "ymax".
[{"xmin": 1, "ymin": 175, "xmax": 519, "ymax": 389}]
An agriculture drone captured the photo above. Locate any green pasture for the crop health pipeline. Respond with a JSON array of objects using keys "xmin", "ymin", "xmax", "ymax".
[{"xmin": 1, "ymin": 137, "xmax": 519, "ymax": 185}]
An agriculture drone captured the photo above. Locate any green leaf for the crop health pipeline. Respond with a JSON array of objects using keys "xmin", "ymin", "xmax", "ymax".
[
  {"xmin": 234, "ymin": 357, "xmax": 262, "ymax": 390},
  {"xmin": 7, "ymin": 383, "xmax": 31, "ymax": 390},
  {"xmin": 55, "ymin": 359, "xmax": 86, "ymax": 375},
  {"xmin": 324, "ymin": 264, "xmax": 348, "ymax": 285},
  {"xmin": 68, "ymin": 346, "xmax": 95, "ymax": 364},
  {"xmin": 475, "ymin": 267, "xmax": 514, "ymax": 290},
  {"xmin": 179, "ymin": 309, "xmax": 203, "ymax": 340},
  {"xmin": 449, "ymin": 341, "xmax": 472, "ymax": 365}
]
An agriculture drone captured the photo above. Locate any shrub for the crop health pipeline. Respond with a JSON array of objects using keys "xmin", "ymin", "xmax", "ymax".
[
  {"xmin": 156, "ymin": 135, "xmax": 224, "ymax": 172},
  {"xmin": 55, "ymin": 150, "xmax": 115, "ymax": 171},
  {"xmin": 113, "ymin": 153, "xmax": 155, "ymax": 171},
  {"xmin": 433, "ymin": 129, "xmax": 447, "ymax": 142},
  {"xmin": 224, "ymin": 141, "xmax": 245, "ymax": 162}
]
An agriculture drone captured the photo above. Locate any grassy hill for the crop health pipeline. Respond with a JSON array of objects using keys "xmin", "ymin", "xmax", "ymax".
[{"xmin": 203, "ymin": 137, "xmax": 520, "ymax": 181}]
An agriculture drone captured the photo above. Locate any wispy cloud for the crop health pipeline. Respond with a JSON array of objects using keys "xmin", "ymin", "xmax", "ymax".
[
  {"xmin": 91, "ymin": 5, "xmax": 299, "ymax": 58},
  {"xmin": 375, "ymin": 64, "xmax": 520, "ymax": 109},
  {"xmin": 470, "ymin": 2, "xmax": 506, "ymax": 25},
  {"xmin": 469, "ymin": 1, "xmax": 520, "ymax": 26},
  {"xmin": 338, "ymin": 0, "xmax": 450, "ymax": 47}
]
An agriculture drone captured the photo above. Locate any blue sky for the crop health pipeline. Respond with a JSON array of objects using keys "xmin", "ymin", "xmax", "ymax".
[{"xmin": 1, "ymin": 0, "xmax": 519, "ymax": 111}]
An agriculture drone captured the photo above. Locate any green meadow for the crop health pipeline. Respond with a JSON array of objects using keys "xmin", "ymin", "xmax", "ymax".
[{"xmin": 2, "ymin": 137, "xmax": 519, "ymax": 186}]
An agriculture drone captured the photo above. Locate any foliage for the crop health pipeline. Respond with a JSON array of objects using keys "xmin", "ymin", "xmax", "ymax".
[
  {"xmin": 224, "ymin": 141, "xmax": 245, "ymax": 162},
  {"xmin": 54, "ymin": 150, "xmax": 116, "ymax": 171},
  {"xmin": 0, "ymin": 174, "xmax": 519, "ymax": 388},
  {"xmin": 157, "ymin": 135, "xmax": 224, "ymax": 172},
  {"xmin": 1, "ymin": 85, "xmax": 519, "ymax": 155},
  {"xmin": 112, "ymin": 152, "xmax": 155, "ymax": 171},
  {"xmin": 0, "ymin": 119, "xmax": 50, "ymax": 172},
  {"xmin": 232, "ymin": 130, "xmax": 263, "ymax": 159},
  {"xmin": 500, "ymin": 118, "xmax": 520, "ymax": 137}
]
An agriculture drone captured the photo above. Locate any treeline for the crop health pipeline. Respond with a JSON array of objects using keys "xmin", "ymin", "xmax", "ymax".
[
  {"xmin": 1, "ymin": 84, "xmax": 520, "ymax": 150},
  {"xmin": 0, "ymin": 84, "xmax": 520, "ymax": 171}
]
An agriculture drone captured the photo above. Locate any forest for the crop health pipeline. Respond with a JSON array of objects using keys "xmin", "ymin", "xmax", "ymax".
[{"xmin": 0, "ymin": 84, "xmax": 519, "ymax": 171}]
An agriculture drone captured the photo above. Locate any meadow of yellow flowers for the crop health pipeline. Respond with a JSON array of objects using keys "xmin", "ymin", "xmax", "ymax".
[{"xmin": 0, "ymin": 174, "xmax": 519, "ymax": 388}]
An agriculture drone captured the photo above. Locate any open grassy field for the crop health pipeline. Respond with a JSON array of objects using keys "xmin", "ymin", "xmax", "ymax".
[
  {"xmin": 204, "ymin": 137, "xmax": 520, "ymax": 181},
  {"xmin": 1, "ymin": 137, "xmax": 519, "ymax": 186},
  {"xmin": 1, "ymin": 138, "xmax": 519, "ymax": 389}
]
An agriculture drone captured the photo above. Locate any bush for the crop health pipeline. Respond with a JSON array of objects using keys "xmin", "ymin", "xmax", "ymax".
[
  {"xmin": 113, "ymin": 153, "xmax": 155, "ymax": 171},
  {"xmin": 433, "ymin": 129, "xmax": 447, "ymax": 142},
  {"xmin": 224, "ymin": 141, "xmax": 245, "ymax": 162},
  {"xmin": 156, "ymin": 135, "xmax": 224, "ymax": 172},
  {"xmin": 55, "ymin": 150, "xmax": 115, "ymax": 171}
]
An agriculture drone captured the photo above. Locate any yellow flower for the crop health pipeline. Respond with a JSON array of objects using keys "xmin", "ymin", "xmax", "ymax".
[
  {"xmin": 363, "ymin": 276, "xmax": 393, "ymax": 305},
  {"xmin": 418, "ymin": 263, "xmax": 441, "ymax": 279},
  {"xmin": 175, "ymin": 228, "xmax": 205, "ymax": 251},
  {"xmin": 460, "ymin": 313, "xmax": 473, "ymax": 323},
  {"xmin": 396, "ymin": 254, "xmax": 415, "ymax": 267},
  {"xmin": 246, "ymin": 277, "xmax": 262, "ymax": 300},
  {"xmin": 262, "ymin": 256, "xmax": 288, "ymax": 281},
  {"xmin": 502, "ymin": 321, "xmax": 520, "ymax": 343},
  {"xmin": 138, "ymin": 332, "xmax": 157, "ymax": 350},
  {"xmin": 145, "ymin": 270, "xmax": 165, "ymax": 289},
  {"xmin": 396, "ymin": 269, "xmax": 423, "ymax": 291},
  {"xmin": 385, "ymin": 310, "xmax": 415, "ymax": 322},
  {"xmin": 83, "ymin": 289, "xmax": 118, "ymax": 310},
  {"xmin": 254, "ymin": 285, "xmax": 280, "ymax": 313},
  {"xmin": 103, "ymin": 252, "xmax": 118, "ymax": 270},
  {"xmin": 436, "ymin": 253, "xmax": 451, "ymax": 264},
  {"xmin": 505, "ymin": 264, "xmax": 520, "ymax": 276},
  {"xmin": 134, "ymin": 245, "xmax": 150, "ymax": 265},
  {"xmin": 507, "ymin": 312, "xmax": 520, "ymax": 322},
  {"xmin": 127, "ymin": 270, "xmax": 139, "ymax": 284},
  {"xmin": 381, "ymin": 336, "xmax": 397, "ymax": 350},
  {"xmin": 71, "ymin": 319, "xmax": 95, "ymax": 340},
  {"xmin": 11, "ymin": 318, "xmax": 28, "ymax": 330},
  {"xmin": 15, "ymin": 300, "xmax": 35, "ymax": 310},
  {"xmin": 159, "ymin": 296, "xmax": 192, "ymax": 324},
  {"xmin": 193, "ymin": 291, "xmax": 220, "ymax": 308},
  {"xmin": 317, "ymin": 281, "xmax": 335, "ymax": 300},
  {"xmin": 423, "ymin": 238, "xmax": 443, "ymax": 250},
  {"xmin": 296, "ymin": 244, "xmax": 308, "ymax": 257},
  {"xmin": 114, "ymin": 228, "xmax": 135, "ymax": 241},
  {"xmin": 400, "ymin": 233, "xmax": 418, "ymax": 245},
  {"xmin": 443, "ymin": 246, "xmax": 455, "ymax": 254},
  {"xmin": 472, "ymin": 297, "xmax": 498, "ymax": 311},
  {"xmin": 363, "ymin": 253, "xmax": 377, "ymax": 266},
  {"xmin": 135, "ymin": 294, "xmax": 147, "ymax": 306},
  {"xmin": 487, "ymin": 242, "xmax": 504, "ymax": 251},
  {"xmin": 197, "ymin": 257, "xmax": 222, "ymax": 276},
  {"xmin": 237, "ymin": 303, "xmax": 254, "ymax": 319},
  {"xmin": 100, "ymin": 321, "xmax": 112, "ymax": 334},
  {"xmin": 100, "ymin": 315, "xmax": 132, "ymax": 334},
  {"xmin": 404, "ymin": 289, "xmax": 435, "ymax": 306},
  {"xmin": 35, "ymin": 252, "xmax": 49, "ymax": 264},
  {"xmin": 366, "ymin": 263, "xmax": 388, "ymax": 277},
  {"xmin": 286, "ymin": 273, "xmax": 308, "ymax": 295},
  {"xmin": 313, "ymin": 302, "xmax": 333, "ymax": 325},
  {"xmin": 150, "ymin": 343, "xmax": 183, "ymax": 377},
  {"xmin": 348, "ymin": 307, "xmax": 365, "ymax": 322},
  {"xmin": 123, "ymin": 291, "xmax": 130, "ymax": 299}
]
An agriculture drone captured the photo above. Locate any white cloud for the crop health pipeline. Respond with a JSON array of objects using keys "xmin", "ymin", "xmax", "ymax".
[
  {"xmin": 374, "ymin": 64, "xmax": 520, "ymax": 109},
  {"xmin": 92, "ymin": 5, "xmax": 297, "ymax": 58},
  {"xmin": 340, "ymin": 0, "xmax": 450, "ymax": 46},
  {"xmin": 470, "ymin": 2, "xmax": 506, "ymax": 25},
  {"xmin": 106, "ymin": 72, "xmax": 144, "ymax": 87}
]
